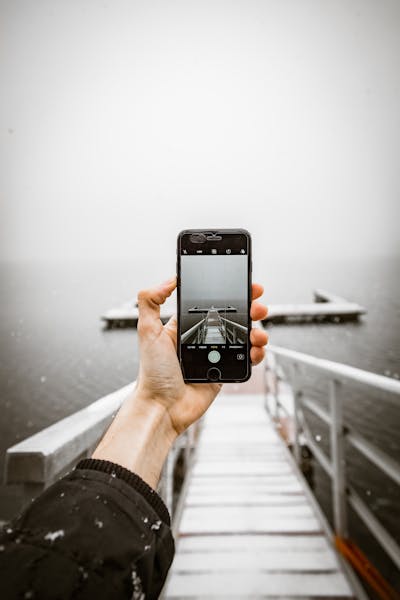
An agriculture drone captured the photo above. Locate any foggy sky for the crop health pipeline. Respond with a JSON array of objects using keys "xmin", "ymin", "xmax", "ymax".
[
  {"xmin": 1, "ymin": 0, "xmax": 399, "ymax": 267},
  {"xmin": 181, "ymin": 255, "xmax": 247, "ymax": 311}
]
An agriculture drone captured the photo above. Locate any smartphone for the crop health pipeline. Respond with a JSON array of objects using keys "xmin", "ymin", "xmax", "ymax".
[{"xmin": 177, "ymin": 228, "xmax": 252, "ymax": 383}]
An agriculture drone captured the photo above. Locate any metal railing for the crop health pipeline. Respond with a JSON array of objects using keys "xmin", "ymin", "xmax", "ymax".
[
  {"xmin": 220, "ymin": 316, "xmax": 247, "ymax": 344},
  {"xmin": 181, "ymin": 314, "xmax": 247, "ymax": 345},
  {"xmin": 265, "ymin": 344, "xmax": 400, "ymax": 572},
  {"xmin": 2, "ymin": 380, "xmax": 197, "ymax": 520},
  {"xmin": 181, "ymin": 318, "xmax": 207, "ymax": 343}
]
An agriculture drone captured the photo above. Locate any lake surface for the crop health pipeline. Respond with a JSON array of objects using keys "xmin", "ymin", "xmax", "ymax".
[{"xmin": 0, "ymin": 256, "xmax": 399, "ymax": 588}]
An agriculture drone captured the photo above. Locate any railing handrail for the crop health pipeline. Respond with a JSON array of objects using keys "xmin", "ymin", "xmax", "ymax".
[
  {"xmin": 265, "ymin": 345, "xmax": 400, "ymax": 574},
  {"xmin": 5, "ymin": 382, "xmax": 136, "ymax": 485},
  {"xmin": 3, "ymin": 379, "xmax": 195, "ymax": 519},
  {"xmin": 268, "ymin": 344, "xmax": 400, "ymax": 396},
  {"xmin": 220, "ymin": 315, "xmax": 248, "ymax": 333},
  {"xmin": 181, "ymin": 317, "xmax": 206, "ymax": 343}
]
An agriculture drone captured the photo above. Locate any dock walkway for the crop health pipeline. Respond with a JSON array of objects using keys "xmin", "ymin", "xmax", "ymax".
[{"xmin": 162, "ymin": 391, "xmax": 354, "ymax": 599}]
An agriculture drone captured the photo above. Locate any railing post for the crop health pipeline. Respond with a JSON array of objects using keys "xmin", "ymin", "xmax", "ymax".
[
  {"xmin": 158, "ymin": 449, "xmax": 174, "ymax": 517},
  {"xmin": 290, "ymin": 363, "xmax": 302, "ymax": 466},
  {"xmin": 274, "ymin": 382, "xmax": 280, "ymax": 423},
  {"xmin": 329, "ymin": 379, "xmax": 347, "ymax": 537},
  {"xmin": 165, "ymin": 448, "xmax": 174, "ymax": 516},
  {"xmin": 293, "ymin": 389, "xmax": 302, "ymax": 465},
  {"xmin": 185, "ymin": 425, "xmax": 195, "ymax": 470}
]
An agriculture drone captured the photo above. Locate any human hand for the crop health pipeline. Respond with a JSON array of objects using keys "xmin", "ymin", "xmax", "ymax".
[{"xmin": 134, "ymin": 277, "xmax": 268, "ymax": 438}]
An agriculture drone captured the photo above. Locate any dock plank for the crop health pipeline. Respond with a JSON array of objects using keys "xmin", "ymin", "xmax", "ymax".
[
  {"xmin": 180, "ymin": 505, "xmax": 320, "ymax": 535},
  {"xmin": 177, "ymin": 534, "xmax": 334, "ymax": 553},
  {"xmin": 172, "ymin": 548, "xmax": 341, "ymax": 571},
  {"xmin": 191, "ymin": 462, "xmax": 292, "ymax": 476},
  {"xmin": 165, "ymin": 572, "xmax": 352, "ymax": 597},
  {"xmin": 185, "ymin": 493, "xmax": 307, "ymax": 506}
]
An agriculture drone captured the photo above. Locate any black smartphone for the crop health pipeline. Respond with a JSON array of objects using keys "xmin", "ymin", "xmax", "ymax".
[{"xmin": 177, "ymin": 228, "xmax": 252, "ymax": 383}]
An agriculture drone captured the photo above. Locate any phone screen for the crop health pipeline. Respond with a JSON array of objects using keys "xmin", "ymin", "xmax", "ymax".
[{"xmin": 178, "ymin": 230, "xmax": 251, "ymax": 382}]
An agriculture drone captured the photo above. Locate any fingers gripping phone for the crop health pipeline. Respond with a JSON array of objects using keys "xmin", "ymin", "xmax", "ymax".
[{"xmin": 177, "ymin": 229, "xmax": 252, "ymax": 383}]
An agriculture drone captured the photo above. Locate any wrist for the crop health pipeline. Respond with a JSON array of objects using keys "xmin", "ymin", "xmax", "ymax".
[
  {"xmin": 124, "ymin": 389, "xmax": 178, "ymax": 442},
  {"xmin": 92, "ymin": 390, "xmax": 177, "ymax": 490}
]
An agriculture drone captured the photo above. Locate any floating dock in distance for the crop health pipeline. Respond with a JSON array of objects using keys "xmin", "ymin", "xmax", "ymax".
[
  {"xmin": 101, "ymin": 289, "xmax": 366, "ymax": 328},
  {"xmin": 266, "ymin": 288, "xmax": 366, "ymax": 324},
  {"xmin": 102, "ymin": 297, "xmax": 176, "ymax": 328}
]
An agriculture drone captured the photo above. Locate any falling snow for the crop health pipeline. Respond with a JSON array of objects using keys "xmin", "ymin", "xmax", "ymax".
[
  {"xmin": 44, "ymin": 530, "xmax": 65, "ymax": 542},
  {"xmin": 131, "ymin": 568, "xmax": 145, "ymax": 600},
  {"xmin": 78, "ymin": 566, "xmax": 88, "ymax": 580}
]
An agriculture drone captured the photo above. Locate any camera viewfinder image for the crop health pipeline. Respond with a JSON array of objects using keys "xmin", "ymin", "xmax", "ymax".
[{"xmin": 180, "ymin": 255, "xmax": 248, "ymax": 345}]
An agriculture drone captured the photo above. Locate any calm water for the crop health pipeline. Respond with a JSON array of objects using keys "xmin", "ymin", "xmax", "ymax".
[{"xmin": 0, "ymin": 256, "xmax": 399, "ymax": 588}]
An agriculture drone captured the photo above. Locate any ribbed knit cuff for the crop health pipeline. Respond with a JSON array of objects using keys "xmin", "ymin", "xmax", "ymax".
[{"xmin": 75, "ymin": 458, "xmax": 171, "ymax": 527}]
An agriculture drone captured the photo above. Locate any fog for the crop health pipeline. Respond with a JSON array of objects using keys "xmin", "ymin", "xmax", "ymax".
[
  {"xmin": 181, "ymin": 256, "xmax": 247, "ymax": 308},
  {"xmin": 1, "ymin": 0, "xmax": 399, "ymax": 269},
  {"xmin": 180, "ymin": 255, "xmax": 248, "ymax": 332}
]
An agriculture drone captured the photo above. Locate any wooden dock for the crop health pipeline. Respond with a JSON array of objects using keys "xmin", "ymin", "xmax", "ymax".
[
  {"xmin": 101, "ymin": 289, "xmax": 365, "ymax": 327},
  {"xmin": 161, "ymin": 385, "xmax": 356, "ymax": 598}
]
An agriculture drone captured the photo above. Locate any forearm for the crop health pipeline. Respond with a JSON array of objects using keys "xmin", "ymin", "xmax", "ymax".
[{"xmin": 92, "ymin": 390, "xmax": 178, "ymax": 490}]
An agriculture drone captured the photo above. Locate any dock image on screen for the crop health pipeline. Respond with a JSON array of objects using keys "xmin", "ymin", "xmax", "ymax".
[{"xmin": 180, "ymin": 255, "xmax": 248, "ymax": 345}]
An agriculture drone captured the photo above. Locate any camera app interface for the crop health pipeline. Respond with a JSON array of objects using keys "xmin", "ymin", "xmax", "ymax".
[{"xmin": 179, "ymin": 237, "xmax": 249, "ymax": 379}]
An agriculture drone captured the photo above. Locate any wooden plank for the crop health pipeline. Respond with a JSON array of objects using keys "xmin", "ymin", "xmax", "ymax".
[
  {"xmin": 193, "ymin": 458, "xmax": 290, "ymax": 466},
  {"xmin": 172, "ymin": 549, "xmax": 340, "ymax": 572},
  {"xmin": 165, "ymin": 572, "xmax": 352, "ymax": 597},
  {"xmin": 203, "ymin": 410, "xmax": 272, "ymax": 420},
  {"xmin": 196, "ymin": 443, "xmax": 279, "ymax": 451},
  {"xmin": 189, "ymin": 476, "xmax": 303, "ymax": 492},
  {"xmin": 195, "ymin": 450, "xmax": 285, "ymax": 458},
  {"xmin": 188, "ymin": 482, "xmax": 303, "ymax": 495},
  {"xmin": 185, "ymin": 493, "xmax": 307, "ymax": 507},
  {"xmin": 210, "ymin": 393, "xmax": 265, "ymax": 404},
  {"xmin": 191, "ymin": 462, "xmax": 292, "ymax": 476},
  {"xmin": 204, "ymin": 413, "xmax": 270, "ymax": 423},
  {"xmin": 190, "ymin": 472, "xmax": 299, "ymax": 482},
  {"xmin": 180, "ymin": 505, "xmax": 320, "ymax": 535},
  {"xmin": 196, "ymin": 440, "xmax": 280, "ymax": 447},
  {"xmin": 177, "ymin": 534, "xmax": 333, "ymax": 553},
  {"xmin": 199, "ymin": 432, "xmax": 280, "ymax": 443}
]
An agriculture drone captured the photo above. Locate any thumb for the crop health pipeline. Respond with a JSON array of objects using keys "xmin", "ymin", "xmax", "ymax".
[{"xmin": 137, "ymin": 277, "xmax": 176, "ymax": 337}]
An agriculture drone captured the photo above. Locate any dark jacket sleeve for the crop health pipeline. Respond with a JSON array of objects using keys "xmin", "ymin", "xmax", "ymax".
[{"xmin": 0, "ymin": 458, "xmax": 175, "ymax": 600}]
